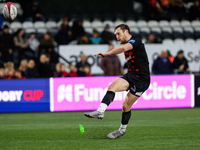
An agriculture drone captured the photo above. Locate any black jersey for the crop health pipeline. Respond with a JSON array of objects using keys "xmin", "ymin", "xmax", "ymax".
[{"xmin": 124, "ymin": 35, "xmax": 150, "ymax": 81}]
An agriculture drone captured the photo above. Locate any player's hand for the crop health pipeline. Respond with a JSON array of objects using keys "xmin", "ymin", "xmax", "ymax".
[{"xmin": 94, "ymin": 52, "xmax": 107, "ymax": 57}]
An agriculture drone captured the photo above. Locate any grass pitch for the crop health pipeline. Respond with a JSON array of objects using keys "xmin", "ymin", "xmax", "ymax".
[{"xmin": 0, "ymin": 108, "xmax": 200, "ymax": 150}]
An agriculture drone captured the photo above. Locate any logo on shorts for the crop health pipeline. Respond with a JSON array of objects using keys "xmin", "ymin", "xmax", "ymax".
[
  {"xmin": 130, "ymin": 85, "xmax": 136, "ymax": 93},
  {"xmin": 135, "ymin": 92, "xmax": 143, "ymax": 96}
]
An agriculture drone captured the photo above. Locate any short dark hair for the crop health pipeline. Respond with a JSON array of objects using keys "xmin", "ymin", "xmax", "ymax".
[
  {"xmin": 3, "ymin": 25, "xmax": 9, "ymax": 29},
  {"xmin": 178, "ymin": 50, "xmax": 184, "ymax": 55},
  {"xmin": 93, "ymin": 29, "xmax": 99, "ymax": 34},
  {"xmin": 30, "ymin": 32, "xmax": 35, "ymax": 35},
  {"xmin": 115, "ymin": 24, "xmax": 130, "ymax": 33}
]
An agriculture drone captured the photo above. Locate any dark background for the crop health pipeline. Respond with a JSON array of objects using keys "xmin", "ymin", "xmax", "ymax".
[
  {"xmin": 14, "ymin": 0, "xmax": 133, "ymax": 14},
  {"xmin": 195, "ymin": 76, "xmax": 200, "ymax": 107}
]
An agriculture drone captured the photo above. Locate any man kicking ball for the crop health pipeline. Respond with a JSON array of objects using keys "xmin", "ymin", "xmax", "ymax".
[{"xmin": 84, "ymin": 24, "xmax": 150, "ymax": 139}]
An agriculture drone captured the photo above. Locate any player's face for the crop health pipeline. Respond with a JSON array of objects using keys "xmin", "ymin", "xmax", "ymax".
[{"xmin": 114, "ymin": 28, "xmax": 126, "ymax": 44}]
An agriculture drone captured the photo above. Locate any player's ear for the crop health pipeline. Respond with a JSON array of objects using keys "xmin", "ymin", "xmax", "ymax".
[{"xmin": 125, "ymin": 29, "xmax": 129, "ymax": 34}]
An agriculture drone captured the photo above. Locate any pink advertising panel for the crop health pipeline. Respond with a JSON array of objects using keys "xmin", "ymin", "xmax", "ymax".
[{"xmin": 50, "ymin": 75, "xmax": 194, "ymax": 112}]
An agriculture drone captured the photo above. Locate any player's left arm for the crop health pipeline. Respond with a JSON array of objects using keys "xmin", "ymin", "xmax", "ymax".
[{"xmin": 94, "ymin": 43, "xmax": 133, "ymax": 57}]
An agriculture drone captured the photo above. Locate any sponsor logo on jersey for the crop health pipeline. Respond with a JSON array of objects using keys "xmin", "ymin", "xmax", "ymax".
[{"xmin": 125, "ymin": 56, "xmax": 132, "ymax": 61}]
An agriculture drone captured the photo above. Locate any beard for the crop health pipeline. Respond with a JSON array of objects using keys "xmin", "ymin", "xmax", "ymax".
[
  {"xmin": 118, "ymin": 34, "xmax": 127, "ymax": 44},
  {"xmin": 119, "ymin": 39, "xmax": 127, "ymax": 44}
]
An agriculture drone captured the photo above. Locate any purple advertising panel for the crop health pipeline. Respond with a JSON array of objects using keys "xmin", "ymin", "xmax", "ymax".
[{"xmin": 50, "ymin": 75, "xmax": 194, "ymax": 112}]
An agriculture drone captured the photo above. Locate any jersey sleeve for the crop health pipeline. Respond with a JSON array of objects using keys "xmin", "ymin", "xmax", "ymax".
[
  {"xmin": 128, "ymin": 38, "xmax": 142, "ymax": 50},
  {"xmin": 128, "ymin": 39, "xmax": 135, "ymax": 46}
]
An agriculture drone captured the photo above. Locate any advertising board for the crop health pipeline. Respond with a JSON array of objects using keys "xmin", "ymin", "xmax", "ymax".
[
  {"xmin": 0, "ymin": 79, "xmax": 50, "ymax": 113},
  {"xmin": 50, "ymin": 75, "xmax": 194, "ymax": 112}
]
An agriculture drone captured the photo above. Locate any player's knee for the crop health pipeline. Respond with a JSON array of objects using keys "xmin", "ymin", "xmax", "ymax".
[
  {"xmin": 108, "ymin": 84, "xmax": 115, "ymax": 92},
  {"xmin": 122, "ymin": 103, "xmax": 130, "ymax": 112}
]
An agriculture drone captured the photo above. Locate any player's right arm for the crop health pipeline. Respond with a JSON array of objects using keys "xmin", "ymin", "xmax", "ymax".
[{"xmin": 94, "ymin": 43, "xmax": 132, "ymax": 57}]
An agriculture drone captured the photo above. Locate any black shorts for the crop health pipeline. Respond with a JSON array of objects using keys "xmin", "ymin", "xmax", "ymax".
[{"xmin": 120, "ymin": 73, "xmax": 150, "ymax": 97}]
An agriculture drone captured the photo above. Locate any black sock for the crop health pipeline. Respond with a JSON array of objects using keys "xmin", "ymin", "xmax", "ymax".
[
  {"xmin": 101, "ymin": 91, "xmax": 115, "ymax": 106},
  {"xmin": 121, "ymin": 111, "xmax": 131, "ymax": 125}
]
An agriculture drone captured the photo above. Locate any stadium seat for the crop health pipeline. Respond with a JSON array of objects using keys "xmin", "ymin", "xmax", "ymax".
[
  {"xmin": 56, "ymin": 20, "xmax": 62, "ymax": 28},
  {"xmin": 170, "ymin": 20, "xmax": 180, "ymax": 28},
  {"xmin": 36, "ymin": 33, "xmax": 45, "ymax": 41},
  {"xmin": 2, "ymin": 22, "xmax": 10, "ymax": 28},
  {"xmin": 83, "ymin": 20, "xmax": 92, "ymax": 28},
  {"xmin": 174, "ymin": 38, "xmax": 185, "ymax": 45},
  {"xmin": 159, "ymin": 20, "xmax": 170, "ymax": 28},
  {"xmin": 151, "ymin": 27, "xmax": 162, "ymax": 39},
  {"xmin": 139, "ymin": 27, "xmax": 150, "ymax": 38},
  {"xmin": 151, "ymin": 27, "xmax": 161, "ymax": 34},
  {"xmin": 102, "ymin": 20, "xmax": 114, "ymax": 28},
  {"xmin": 85, "ymin": 32, "xmax": 92, "ymax": 38},
  {"xmin": 130, "ymin": 28, "xmax": 139, "ymax": 35},
  {"xmin": 46, "ymin": 21, "xmax": 57, "ymax": 29},
  {"xmin": 185, "ymin": 38, "xmax": 196, "ymax": 45},
  {"xmin": 109, "ymin": 27, "xmax": 116, "ymax": 33},
  {"xmin": 194, "ymin": 27, "xmax": 200, "ymax": 39},
  {"xmin": 191, "ymin": 20, "xmax": 200, "ymax": 28},
  {"xmin": 68, "ymin": 21, "xmax": 73, "ymax": 27},
  {"xmin": 140, "ymin": 27, "xmax": 150, "ymax": 33},
  {"xmin": 37, "ymin": 28, "xmax": 47, "ymax": 34},
  {"xmin": 13, "ymin": 2, "xmax": 21, "ymax": 10},
  {"xmin": 49, "ymin": 29, "xmax": 58, "ymax": 38},
  {"xmin": 68, "ymin": 40, "xmax": 77, "ymax": 45},
  {"xmin": 22, "ymin": 22, "xmax": 34, "ymax": 29},
  {"xmin": 196, "ymin": 38, "xmax": 200, "ymax": 44},
  {"xmin": 137, "ymin": 20, "xmax": 148, "ymax": 28},
  {"xmin": 0, "ymin": 3, "xmax": 6, "ymax": 13},
  {"xmin": 25, "ymin": 28, "xmax": 36, "ymax": 33},
  {"xmin": 24, "ymin": 28, "xmax": 36, "ymax": 38},
  {"xmin": 125, "ymin": 20, "xmax": 137, "ymax": 28},
  {"xmin": 96, "ymin": 27, "xmax": 104, "ymax": 33},
  {"xmin": 183, "ymin": 27, "xmax": 194, "ymax": 39},
  {"xmin": 162, "ymin": 39, "xmax": 173, "ymax": 44},
  {"xmin": 173, "ymin": 27, "xmax": 184, "ymax": 39},
  {"xmin": 34, "ymin": 21, "xmax": 45, "ymax": 29},
  {"xmin": 114, "ymin": 20, "xmax": 125, "ymax": 27},
  {"xmin": 180, "ymin": 20, "xmax": 191, "ymax": 28},
  {"xmin": 186, "ymin": 2, "xmax": 194, "ymax": 10},
  {"xmin": 91, "ymin": 20, "xmax": 103, "ymax": 28},
  {"xmin": 148, "ymin": 20, "xmax": 159, "ymax": 28},
  {"xmin": 84, "ymin": 28, "xmax": 93, "ymax": 34},
  {"xmin": 9, "ymin": 30, "xmax": 13, "ymax": 34},
  {"xmin": 10, "ymin": 22, "xmax": 22, "ymax": 32},
  {"xmin": 162, "ymin": 27, "xmax": 172, "ymax": 33},
  {"xmin": 161, "ymin": 27, "xmax": 173, "ymax": 39}
]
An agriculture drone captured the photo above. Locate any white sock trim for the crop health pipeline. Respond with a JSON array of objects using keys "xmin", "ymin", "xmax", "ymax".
[
  {"xmin": 119, "ymin": 124, "xmax": 127, "ymax": 132},
  {"xmin": 97, "ymin": 103, "xmax": 108, "ymax": 113}
]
